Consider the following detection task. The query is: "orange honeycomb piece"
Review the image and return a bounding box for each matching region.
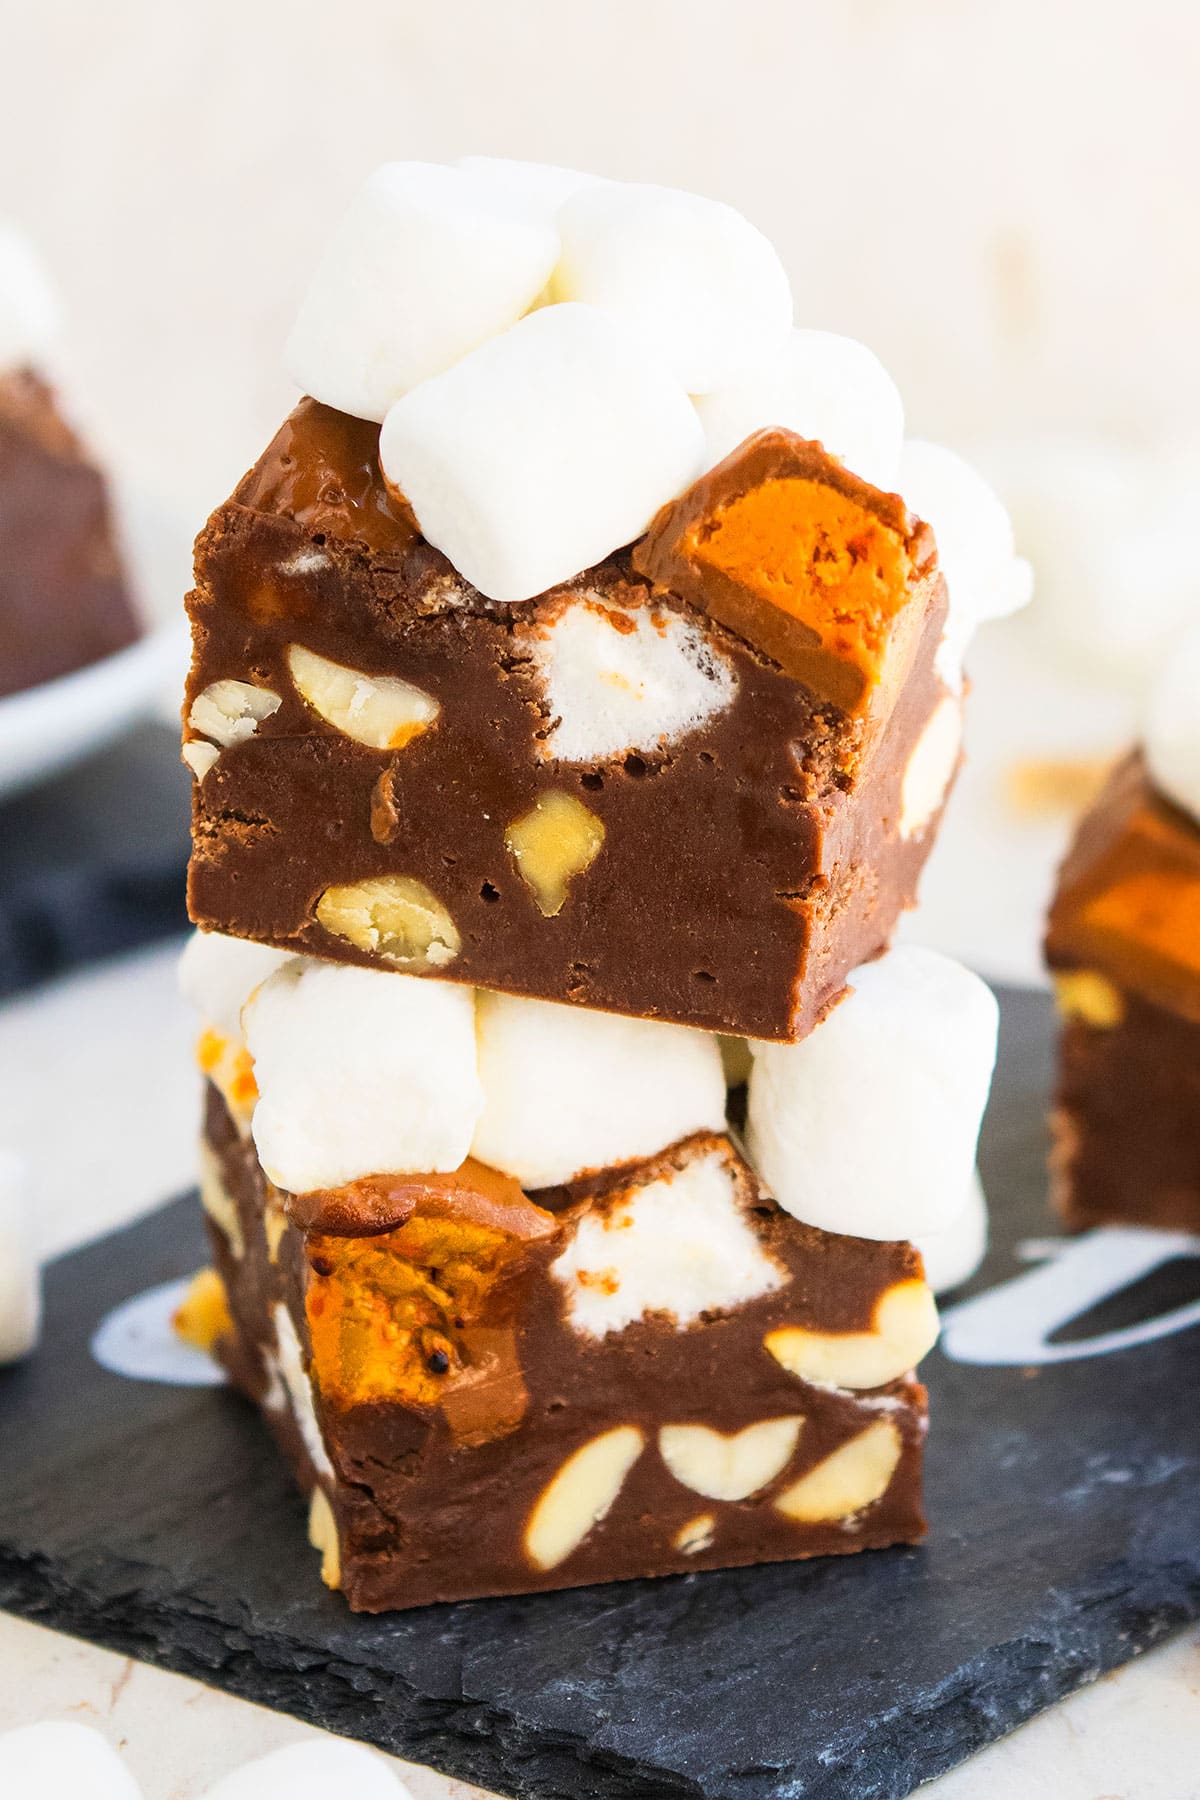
[1047,753,1200,1023]
[303,1162,556,1438]
[633,429,937,714]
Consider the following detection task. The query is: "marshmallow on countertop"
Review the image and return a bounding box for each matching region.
[898,440,1033,687]
[200,1739,413,1800]
[552,181,793,393]
[526,591,736,763]
[915,1169,989,1294]
[1145,623,1200,822]
[746,946,999,1241]
[552,1138,784,1337]
[178,929,294,1039]
[0,1149,41,1363]
[695,329,904,492]
[284,161,559,422]
[379,302,703,603]
[0,1722,143,1799]
[456,155,605,220]
[243,960,482,1193]
[471,990,728,1189]
[0,223,61,374]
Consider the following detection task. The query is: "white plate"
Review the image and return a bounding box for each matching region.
[0,619,188,800]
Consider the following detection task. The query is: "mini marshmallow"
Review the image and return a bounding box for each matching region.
[178,929,293,1039]
[0,223,61,373]
[527,592,736,762]
[0,1150,41,1363]
[268,1302,333,1479]
[746,946,999,1241]
[914,1169,989,1295]
[899,693,963,839]
[552,1140,783,1337]
[243,960,482,1193]
[471,991,727,1189]
[0,1722,142,1799]
[695,329,903,490]
[553,182,792,393]
[898,440,1033,686]
[379,302,703,602]
[1145,623,1200,822]
[200,1738,412,1800]
[285,161,559,422]
[1000,440,1200,690]
[457,155,605,221]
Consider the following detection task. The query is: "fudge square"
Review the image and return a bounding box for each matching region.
[178,929,997,1612]
[185,412,952,1042]
[1046,750,1200,1232]
[205,1097,931,1611]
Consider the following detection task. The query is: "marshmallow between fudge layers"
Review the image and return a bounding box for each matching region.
[185,411,955,1042]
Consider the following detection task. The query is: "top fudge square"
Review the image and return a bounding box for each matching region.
[185,408,952,1041]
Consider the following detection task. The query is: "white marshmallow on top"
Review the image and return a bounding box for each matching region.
[1145,623,1200,823]
[914,1169,989,1295]
[0,223,60,373]
[898,439,1033,687]
[200,1739,412,1800]
[243,960,482,1193]
[0,1150,41,1364]
[746,946,999,1241]
[553,182,793,394]
[695,329,904,491]
[526,592,736,763]
[0,1722,142,1799]
[379,302,703,603]
[471,991,727,1190]
[178,929,293,1040]
[551,1137,783,1338]
[456,155,605,221]
[284,161,559,423]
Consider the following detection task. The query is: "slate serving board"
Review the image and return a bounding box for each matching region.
[0,723,190,999]
[2,987,1199,1799]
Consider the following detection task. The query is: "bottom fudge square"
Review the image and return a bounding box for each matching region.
[199,1092,931,1611]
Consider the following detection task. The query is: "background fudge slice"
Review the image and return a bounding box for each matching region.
[185,407,953,1041]
[0,369,139,697]
[199,1097,934,1613]
[1046,752,1200,1230]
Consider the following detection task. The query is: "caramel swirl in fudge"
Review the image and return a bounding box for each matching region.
[1046,752,1200,1025]
[633,429,939,715]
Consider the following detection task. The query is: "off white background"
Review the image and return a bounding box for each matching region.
[3,0,1198,524]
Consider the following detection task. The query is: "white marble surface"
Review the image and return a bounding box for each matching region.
[1,940,1197,1796]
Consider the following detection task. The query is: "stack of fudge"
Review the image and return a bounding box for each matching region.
[178,159,1024,1611]
[1046,631,1200,1231]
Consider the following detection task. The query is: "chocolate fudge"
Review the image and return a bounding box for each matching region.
[0,369,139,698]
[1046,752,1200,1230]
[185,407,953,1042]
[200,1080,931,1612]
[174,156,1020,1611]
